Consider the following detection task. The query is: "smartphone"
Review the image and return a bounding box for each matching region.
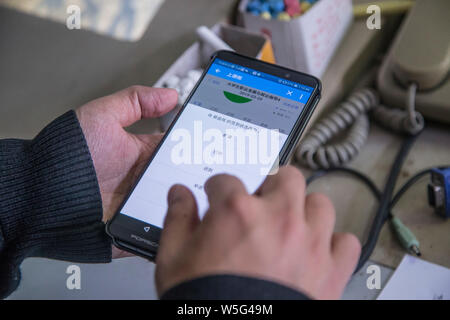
[106,51,321,260]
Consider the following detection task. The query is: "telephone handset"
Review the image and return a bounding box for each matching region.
[378,0,450,124]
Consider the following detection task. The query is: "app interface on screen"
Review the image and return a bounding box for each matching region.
[121,58,314,228]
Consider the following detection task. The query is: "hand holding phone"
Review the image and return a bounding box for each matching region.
[75,86,178,258]
[107,51,322,258]
[156,166,361,299]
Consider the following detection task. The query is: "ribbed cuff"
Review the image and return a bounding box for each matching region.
[161,275,310,300]
[0,110,111,298]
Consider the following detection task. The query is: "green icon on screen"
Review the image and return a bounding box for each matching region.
[223,91,252,104]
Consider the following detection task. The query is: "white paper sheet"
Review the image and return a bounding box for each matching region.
[378,255,450,300]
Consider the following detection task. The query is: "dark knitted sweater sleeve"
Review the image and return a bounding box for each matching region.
[0,109,309,300]
[0,110,111,298]
[161,275,310,300]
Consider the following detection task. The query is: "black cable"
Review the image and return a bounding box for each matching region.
[389,167,448,209]
[381,168,432,224]
[305,132,450,271]
[307,167,391,218]
[306,134,421,272]
[385,165,450,221]
[307,167,382,200]
[357,133,421,271]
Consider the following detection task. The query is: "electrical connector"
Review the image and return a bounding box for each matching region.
[390,216,421,256]
[428,168,450,218]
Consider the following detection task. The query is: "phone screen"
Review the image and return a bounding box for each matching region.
[119,57,315,229]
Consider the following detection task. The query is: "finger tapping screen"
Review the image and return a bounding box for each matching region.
[121,58,314,228]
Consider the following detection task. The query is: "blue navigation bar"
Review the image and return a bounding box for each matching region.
[208,59,313,104]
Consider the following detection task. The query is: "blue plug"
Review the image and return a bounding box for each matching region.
[428,168,450,218]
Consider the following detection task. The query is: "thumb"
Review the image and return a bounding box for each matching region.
[81,86,178,127]
[158,185,200,263]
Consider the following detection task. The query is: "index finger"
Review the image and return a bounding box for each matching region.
[204,174,248,209]
[256,165,307,218]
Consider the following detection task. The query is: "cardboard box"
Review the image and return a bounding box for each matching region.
[156,23,275,130]
[238,0,353,77]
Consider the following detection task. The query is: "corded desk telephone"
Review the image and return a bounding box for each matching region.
[296,0,450,272]
[297,0,450,170]
[378,0,450,124]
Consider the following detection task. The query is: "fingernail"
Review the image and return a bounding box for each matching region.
[168,185,184,205]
